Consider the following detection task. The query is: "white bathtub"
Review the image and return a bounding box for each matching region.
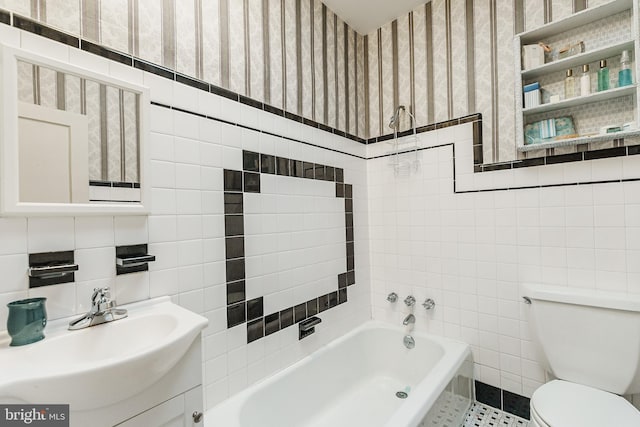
[205,321,472,427]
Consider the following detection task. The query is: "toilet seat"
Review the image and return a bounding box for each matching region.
[529,407,549,427]
[531,380,640,427]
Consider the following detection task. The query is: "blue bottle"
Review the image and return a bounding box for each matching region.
[597,60,609,92]
[619,50,633,87]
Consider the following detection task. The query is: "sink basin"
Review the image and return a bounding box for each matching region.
[0,297,208,410]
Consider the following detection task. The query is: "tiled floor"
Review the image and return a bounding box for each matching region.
[463,402,530,427]
[419,390,470,426]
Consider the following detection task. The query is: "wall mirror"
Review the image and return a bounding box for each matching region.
[0,44,150,215]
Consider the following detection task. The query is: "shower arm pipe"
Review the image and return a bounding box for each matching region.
[406,109,419,161]
[388,105,419,170]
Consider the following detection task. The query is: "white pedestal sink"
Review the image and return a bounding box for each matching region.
[0,297,208,414]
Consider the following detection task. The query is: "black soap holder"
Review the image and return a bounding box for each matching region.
[116,244,155,275]
[28,251,78,288]
[299,316,322,340]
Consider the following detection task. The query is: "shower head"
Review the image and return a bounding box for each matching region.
[389,105,405,129]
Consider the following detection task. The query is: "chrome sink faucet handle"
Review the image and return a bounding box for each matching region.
[387,292,398,303]
[91,287,114,314]
[69,287,126,330]
[404,295,416,307]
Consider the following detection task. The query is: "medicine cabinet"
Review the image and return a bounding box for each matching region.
[514,0,640,153]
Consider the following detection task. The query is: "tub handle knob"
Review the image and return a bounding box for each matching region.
[422,298,435,310]
[192,411,203,423]
[387,292,398,303]
[404,295,416,307]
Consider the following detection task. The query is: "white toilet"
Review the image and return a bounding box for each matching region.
[523,284,640,427]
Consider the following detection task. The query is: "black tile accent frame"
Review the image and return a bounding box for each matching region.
[223,150,353,339]
[474,380,502,409]
[0,9,11,25]
[475,381,531,420]
[13,15,79,47]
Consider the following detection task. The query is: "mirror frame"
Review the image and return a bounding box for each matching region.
[0,43,150,216]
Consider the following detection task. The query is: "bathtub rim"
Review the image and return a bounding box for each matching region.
[205,320,471,427]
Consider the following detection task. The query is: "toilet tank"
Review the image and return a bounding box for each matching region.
[523,284,640,395]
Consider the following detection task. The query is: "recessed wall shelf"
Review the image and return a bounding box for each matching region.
[518,128,640,152]
[523,85,637,115]
[514,0,639,153]
[517,0,632,43]
[521,40,635,79]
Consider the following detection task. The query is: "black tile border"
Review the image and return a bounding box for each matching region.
[150,101,366,160]
[89,180,140,188]
[502,389,530,420]
[81,40,132,66]
[150,99,640,197]
[176,73,209,92]
[475,381,530,420]
[13,15,79,48]
[0,9,11,25]
[224,150,352,342]
[133,59,175,80]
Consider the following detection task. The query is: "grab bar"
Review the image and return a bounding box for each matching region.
[116,255,156,267]
[116,244,155,275]
[28,264,79,278]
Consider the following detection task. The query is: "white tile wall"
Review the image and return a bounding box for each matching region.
[7,20,640,415]
[367,125,640,407]
[0,28,371,412]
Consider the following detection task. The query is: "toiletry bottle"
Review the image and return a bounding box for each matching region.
[597,59,609,91]
[564,69,575,99]
[580,64,590,96]
[619,50,633,87]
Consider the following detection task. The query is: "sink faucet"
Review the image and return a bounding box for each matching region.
[403,313,415,326]
[68,287,128,330]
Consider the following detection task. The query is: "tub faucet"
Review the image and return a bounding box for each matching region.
[403,313,415,326]
[68,287,127,330]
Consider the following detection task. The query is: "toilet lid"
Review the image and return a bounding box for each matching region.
[531,380,640,427]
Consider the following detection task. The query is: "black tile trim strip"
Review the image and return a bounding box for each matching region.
[210,85,239,101]
[88,199,141,203]
[13,15,79,48]
[367,143,454,161]
[474,381,530,420]
[478,145,636,173]
[81,40,132,66]
[0,9,10,25]
[133,59,175,80]
[150,101,366,160]
[176,73,209,92]
[152,104,640,194]
[369,142,640,195]
[89,180,139,188]
[226,150,353,341]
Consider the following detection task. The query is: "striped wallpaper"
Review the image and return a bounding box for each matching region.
[0,0,616,163]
